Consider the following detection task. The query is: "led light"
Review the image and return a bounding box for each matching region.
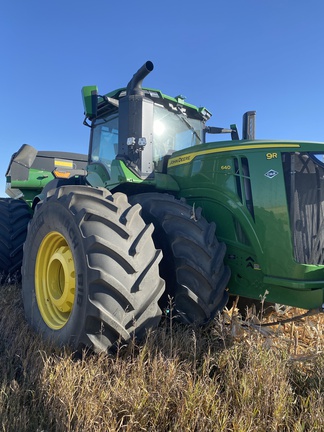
[127,137,136,146]
[138,138,147,147]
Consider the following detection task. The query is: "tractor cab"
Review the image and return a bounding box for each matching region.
[82,62,220,180]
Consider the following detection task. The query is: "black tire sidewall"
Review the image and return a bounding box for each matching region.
[0,198,31,281]
[22,199,88,348]
[130,193,229,323]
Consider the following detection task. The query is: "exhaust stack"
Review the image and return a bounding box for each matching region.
[126,61,154,96]
[118,61,155,178]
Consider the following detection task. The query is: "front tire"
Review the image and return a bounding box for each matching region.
[22,186,165,352]
[129,193,230,324]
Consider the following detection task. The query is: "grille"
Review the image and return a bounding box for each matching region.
[283,152,324,264]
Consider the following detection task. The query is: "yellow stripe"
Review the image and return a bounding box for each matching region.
[167,143,300,168]
[54,159,74,168]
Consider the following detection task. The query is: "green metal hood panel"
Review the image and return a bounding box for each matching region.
[167,138,324,309]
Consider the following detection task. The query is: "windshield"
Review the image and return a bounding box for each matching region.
[90,104,204,172]
[153,104,203,163]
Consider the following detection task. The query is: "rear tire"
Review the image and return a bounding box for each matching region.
[129,193,230,324]
[0,198,31,284]
[22,186,165,352]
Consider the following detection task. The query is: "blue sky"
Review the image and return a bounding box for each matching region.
[1,0,323,195]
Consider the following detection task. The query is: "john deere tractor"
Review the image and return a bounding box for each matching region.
[2,60,324,352]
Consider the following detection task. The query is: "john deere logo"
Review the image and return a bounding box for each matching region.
[264,169,278,179]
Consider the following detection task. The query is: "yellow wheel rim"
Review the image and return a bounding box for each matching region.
[35,231,76,330]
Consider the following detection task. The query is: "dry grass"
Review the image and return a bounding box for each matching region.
[0,284,324,431]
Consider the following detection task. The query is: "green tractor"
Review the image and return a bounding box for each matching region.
[2,60,324,352]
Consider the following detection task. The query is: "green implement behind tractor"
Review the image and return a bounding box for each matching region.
[2,60,324,352]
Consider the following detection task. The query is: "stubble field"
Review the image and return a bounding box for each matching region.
[0,284,323,431]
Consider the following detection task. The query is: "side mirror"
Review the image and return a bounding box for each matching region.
[81,86,98,120]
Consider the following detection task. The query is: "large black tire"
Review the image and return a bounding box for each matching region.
[129,193,230,324]
[22,186,165,352]
[0,198,31,284]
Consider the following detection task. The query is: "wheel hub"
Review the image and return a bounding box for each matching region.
[47,246,75,313]
[35,232,76,330]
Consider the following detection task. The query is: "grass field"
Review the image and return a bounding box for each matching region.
[0,284,323,431]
